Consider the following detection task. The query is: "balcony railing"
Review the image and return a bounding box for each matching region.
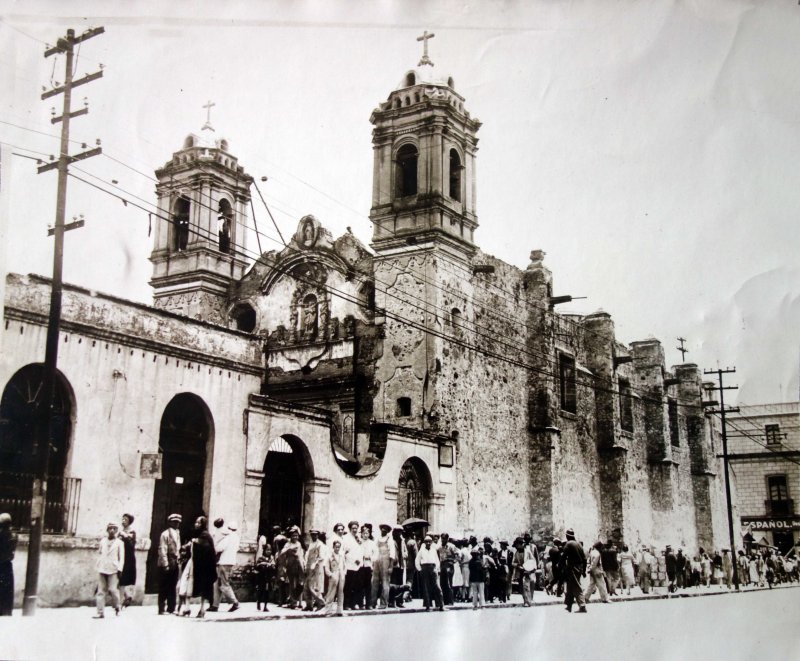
[765,499,794,517]
[0,472,81,535]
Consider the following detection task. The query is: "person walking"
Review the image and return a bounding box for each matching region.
[562,528,587,613]
[94,522,124,619]
[601,543,620,596]
[209,517,226,611]
[118,513,137,608]
[189,516,217,618]
[157,513,182,614]
[212,521,240,612]
[0,513,17,616]
[584,541,609,604]
[665,545,677,593]
[637,546,653,594]
[416,535,444,611]
[675,549,687,590]
[618,544,635,595]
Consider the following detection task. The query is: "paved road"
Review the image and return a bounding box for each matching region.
[1,586,797,660]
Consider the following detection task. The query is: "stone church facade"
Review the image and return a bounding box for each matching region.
[1,54,728,605]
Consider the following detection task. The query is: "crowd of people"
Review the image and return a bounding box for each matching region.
[2,509,799,619]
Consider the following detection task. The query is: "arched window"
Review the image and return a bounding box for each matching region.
[397,458,432,524]
[395,144,418,198]
[450,307,462,329]
[449,149,462,201]
[172,197,191,251]
[217,198,233,254]
[447,76,455,89]
[405,72,416,86]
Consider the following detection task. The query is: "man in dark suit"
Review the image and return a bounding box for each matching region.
[157,513,181,614]
[562,528,587,613]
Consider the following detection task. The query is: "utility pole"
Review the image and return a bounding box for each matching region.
[23,26,104,617]
[704,367,741,592]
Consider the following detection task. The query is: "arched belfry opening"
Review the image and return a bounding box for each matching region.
[397,457,432,524]
[146,393,213,592]
[259,435,314,537]
[0,364,75,533]
[171,197,191,252]
[217,198,233,253]
[395,144,418,198]
[449,149,462,201]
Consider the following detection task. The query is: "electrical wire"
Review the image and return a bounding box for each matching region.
[62,166,708,417]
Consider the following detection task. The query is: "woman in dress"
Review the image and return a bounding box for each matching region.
[618,544,635,595]
[190,516,217,618]
[700,552,712,587]
[118,513,137,607]
[748,552,761,586]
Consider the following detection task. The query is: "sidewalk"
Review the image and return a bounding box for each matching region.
[7,581,797,623]
[189,580,800,622]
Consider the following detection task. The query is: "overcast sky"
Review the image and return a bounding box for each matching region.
[2,0,799,405]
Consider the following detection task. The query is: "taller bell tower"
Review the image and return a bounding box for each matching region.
[370,36,483,433]
[369,32,481,258]
[149,116,253,325]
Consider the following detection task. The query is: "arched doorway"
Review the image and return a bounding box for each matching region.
[145,393,213,592]
[397,457,432,525]
[259,436,311,536]
[0,364,74,533]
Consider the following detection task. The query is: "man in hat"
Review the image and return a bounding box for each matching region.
[562,528,587,613]
[415,535,445,611]
[437,532,458,606]
[94,522,124,618]
[303,529,327,611]
[371,523,396,608]
[637,545,653,594]
[157,514,182,614]
[665,545,677,593]
[212,521,240,612]
[342,520,362,610]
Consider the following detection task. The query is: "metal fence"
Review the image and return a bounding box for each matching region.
[0,472,81,534]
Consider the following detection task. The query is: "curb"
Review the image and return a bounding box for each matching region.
[203,582,800,623]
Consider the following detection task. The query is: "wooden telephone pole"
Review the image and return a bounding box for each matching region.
[23,26,104,616]
[704,366,741,592]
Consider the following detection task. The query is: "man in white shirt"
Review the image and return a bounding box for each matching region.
[94,522,124,618]
[342,520,362,610]
[213,521,240,612]
[209,518,226,610]
[415,535,444,611]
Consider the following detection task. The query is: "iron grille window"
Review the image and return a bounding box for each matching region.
[765,424,781,445]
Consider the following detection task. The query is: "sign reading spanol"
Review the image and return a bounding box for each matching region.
[742,517,800,531]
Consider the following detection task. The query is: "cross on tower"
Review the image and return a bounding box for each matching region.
[201,100,216,132]
[417,30,435,66]
[677,337,689,362]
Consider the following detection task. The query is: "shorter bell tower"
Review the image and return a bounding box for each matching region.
[149,112,253,325]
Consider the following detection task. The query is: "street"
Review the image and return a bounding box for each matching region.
[0,585,796,660]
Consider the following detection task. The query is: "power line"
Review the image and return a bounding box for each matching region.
[63,166,709,416]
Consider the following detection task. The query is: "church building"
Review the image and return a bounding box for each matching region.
[1,39,729,605]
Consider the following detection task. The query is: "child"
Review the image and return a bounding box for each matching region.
[469,549,486,609]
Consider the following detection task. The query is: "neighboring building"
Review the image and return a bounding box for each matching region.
[723,402,800,554]
[1,45,729,606]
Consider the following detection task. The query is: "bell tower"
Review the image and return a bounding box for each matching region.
[149,109,253,325]
[370,35,483,433]
[369,32,481,258]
